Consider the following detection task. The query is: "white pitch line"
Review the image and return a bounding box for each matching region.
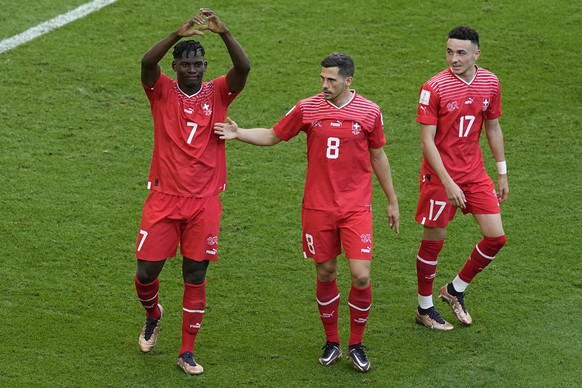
[0,0,118,54]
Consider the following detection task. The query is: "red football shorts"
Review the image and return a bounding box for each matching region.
[135,191,222,262]
[301,208,373,263]
[415,172,500,228]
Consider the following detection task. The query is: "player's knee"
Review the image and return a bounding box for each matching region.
[183,259,209,284]
[136,260,163,284]
[351,272,370,289]
[483,234,507,254]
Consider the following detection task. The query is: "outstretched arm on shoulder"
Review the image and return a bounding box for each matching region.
[214,117,281,146]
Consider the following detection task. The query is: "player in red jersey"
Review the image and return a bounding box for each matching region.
[414,26,508,330]
[214,52,399,372]
[133,8,250,375]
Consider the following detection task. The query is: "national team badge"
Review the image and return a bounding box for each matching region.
[447,100,459,112]
[352,122,362,135]
[483,98,490,111]
[202,103,212,116]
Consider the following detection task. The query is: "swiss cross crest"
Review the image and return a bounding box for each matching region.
[352,122,362,135]
[202,103,212,116]
[483,98,490,111]
[447,100,459,112]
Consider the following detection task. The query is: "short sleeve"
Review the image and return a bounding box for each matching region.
[273,102,305,141]
[416,83,439,126]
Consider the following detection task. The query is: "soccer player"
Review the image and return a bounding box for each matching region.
[214,52,400,372]
[133,9,250,375]
[414,26,508,330]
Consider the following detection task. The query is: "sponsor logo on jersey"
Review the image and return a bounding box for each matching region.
[352,122,362,135]
[205,249,217,255]
[330,120,343,127]
[447,100,460,112]
[184,107,193,114]
[419,105,427,114]
[465,97,474,105]
[361,247,371,254]
[419,89,431,105]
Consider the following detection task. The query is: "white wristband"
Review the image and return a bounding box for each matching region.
[496,161,507,175]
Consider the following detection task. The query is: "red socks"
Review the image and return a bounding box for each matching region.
[135,275,161,320]
[416,240,444,297]
[317,279,373,346]
[348,283,372,346]
[179,280,206,355]
[459,235,506,283]
[316,278,340,344]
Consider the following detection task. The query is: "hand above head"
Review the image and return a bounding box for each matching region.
[198,8,227,34]
[214,117,239,140]
[175,16,207,37]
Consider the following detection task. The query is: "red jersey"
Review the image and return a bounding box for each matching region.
[143,73,238,197]
[273,91,386,211]
[416,67,502,184]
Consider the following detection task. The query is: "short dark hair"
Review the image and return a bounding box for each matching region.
[172,40,205,59]
[448,26,480,48]
[321,52,355,78]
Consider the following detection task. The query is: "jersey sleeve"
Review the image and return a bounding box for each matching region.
[213,75,239,106]
[484,80,502,120]
[368,110,387,149]
[142,73,172,102]
[272,102,305,141]
[416,83,439,126]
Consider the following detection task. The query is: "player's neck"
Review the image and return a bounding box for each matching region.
[329,90,354,108]
[456,65,478,84]
[178,82,202,97]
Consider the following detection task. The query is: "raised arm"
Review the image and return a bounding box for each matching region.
[484,118,509,202]
[141,16,206,88]
[199,8,250,93]
[420,123,467,209]
[369,147,400,234]
[214,117,281,146]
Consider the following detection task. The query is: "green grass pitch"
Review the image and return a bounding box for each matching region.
[1,0,580,386]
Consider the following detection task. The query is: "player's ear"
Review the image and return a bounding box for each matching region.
[171,60,177,71]
[474,49,481,61]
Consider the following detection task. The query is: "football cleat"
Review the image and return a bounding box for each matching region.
[415,307,454,331]
[138,304,163,353]
[347,344,370,372]
[438,284,473,325]
[319,342,342,366]
[177,352,204,375]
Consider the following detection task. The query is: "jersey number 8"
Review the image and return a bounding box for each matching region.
[326,137,340,159]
